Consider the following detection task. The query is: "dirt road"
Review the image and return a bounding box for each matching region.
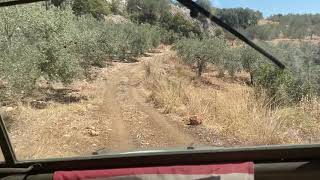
[91,47,210,153]
[8,47,212,160]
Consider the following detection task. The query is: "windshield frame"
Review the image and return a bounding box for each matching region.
[0,0,319,172]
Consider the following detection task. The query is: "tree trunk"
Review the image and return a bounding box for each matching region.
[197,60,204,77]
[250,72,254,85]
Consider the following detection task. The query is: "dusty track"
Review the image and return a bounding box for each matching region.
[98,47,208,152]
[8,47,210,160]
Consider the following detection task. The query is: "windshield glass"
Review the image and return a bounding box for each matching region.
[0,0,319,161]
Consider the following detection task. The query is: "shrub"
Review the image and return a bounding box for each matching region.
[0,5,82,96]
[72,0,111,19]
[127,0,170,24]
[175,36,227,77]
[223,47,242,78]
[0,4,164,100]
[240,45,263,84]
[250,42,320,104]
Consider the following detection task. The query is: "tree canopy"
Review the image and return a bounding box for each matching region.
[217,8,263,29]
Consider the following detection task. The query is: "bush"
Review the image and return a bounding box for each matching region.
[127,0,170,24]
[0,4,164,100]
[240,45,263,83]
[0,5,82,96]
[73,16,107,77]
[176,36,320,105]
[175,36,227,77]
[99,23,162,61]
[246,24,280,40]
[250,42,320,104]
[160,12,202,40]
[223,47,242,77]
[72,0,111,19]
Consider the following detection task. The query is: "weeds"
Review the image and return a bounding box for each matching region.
[144,51,320,146]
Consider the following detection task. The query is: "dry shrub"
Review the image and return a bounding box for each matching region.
[144,52,320,146]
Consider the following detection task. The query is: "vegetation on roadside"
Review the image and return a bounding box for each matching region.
[175,35,320,105]
[0,3,166,102]
[144,50,320,146]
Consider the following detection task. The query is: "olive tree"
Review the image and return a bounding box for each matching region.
[176,36,227,77]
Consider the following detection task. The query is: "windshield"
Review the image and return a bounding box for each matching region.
[0,0,319,161]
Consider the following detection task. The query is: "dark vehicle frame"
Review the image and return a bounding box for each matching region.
[0,0,320,179]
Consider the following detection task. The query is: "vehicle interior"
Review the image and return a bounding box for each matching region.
[0,0,320,179]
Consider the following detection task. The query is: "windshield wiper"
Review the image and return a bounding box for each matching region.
[177,0,286,69]
[0,0,45,7]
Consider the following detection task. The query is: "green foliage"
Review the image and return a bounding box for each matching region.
[160,12,202,39]
[240,46,263,83]
[99,23,161,61]
[253,64,302,104]
[176,35,320,105]
[250,14,320,40]
[217,8,263,29]
[126,0,202,42]
[246,24,280,40]
[109,0,122,15]
[223,47,242,77]
[251,42,320,104]
[0,5,82,96]
[72,16,106,77]
[175,36,227,77]
[0,41,43,96]
[195,0,213,31]
[127,0,170,24]
[72,0,111,19]
[0,4,163,100]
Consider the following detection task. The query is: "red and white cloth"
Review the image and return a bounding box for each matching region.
[54,162,254,180]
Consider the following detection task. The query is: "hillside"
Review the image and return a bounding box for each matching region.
[247,14,320,40]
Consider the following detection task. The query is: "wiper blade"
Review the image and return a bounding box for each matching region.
[177,0,286,69]
[0,0,45,7]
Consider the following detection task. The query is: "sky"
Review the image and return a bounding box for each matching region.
[211,0,320,17]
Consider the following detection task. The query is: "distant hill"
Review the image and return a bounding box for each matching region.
[247,14,320,40]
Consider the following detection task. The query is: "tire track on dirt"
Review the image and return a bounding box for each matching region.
[101,69,136,152]
[8,47,213,160]
[121,50,208,149]
[129,87,196,147]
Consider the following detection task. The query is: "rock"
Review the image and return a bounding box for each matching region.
[88,129,100,137]
[92,148,109,155]
[104,14,129,24]
[0,79,8,89]
[36,77,50,89]
[67,93,88,103]
[189,115,203,126]
[63,134,71,138]
[86,126,96,130]
[30,100,48,109]
[87,104,93,109]
[4,107,14,112]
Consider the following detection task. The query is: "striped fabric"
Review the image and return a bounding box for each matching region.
[54,162,254,180]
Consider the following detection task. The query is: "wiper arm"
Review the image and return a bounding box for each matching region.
[0,0,45,7]
[176,0,286,69]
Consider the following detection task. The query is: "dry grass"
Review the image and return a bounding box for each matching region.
[4,72,108,160]
[144,50,320,146]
